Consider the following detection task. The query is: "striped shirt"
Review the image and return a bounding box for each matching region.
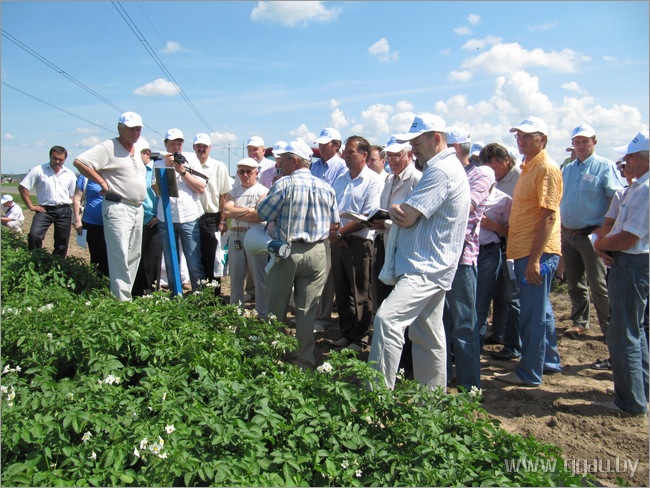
[257,168,339,243]
[395,148,471,290]
[460,163,495,266]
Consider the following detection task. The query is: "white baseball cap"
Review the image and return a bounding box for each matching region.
[1,194,13,204]
[193,133,211,146]
[446,127,471,144]
[271,140,288,157]
[383,136,411,153]
[274,139,314,161]
[314,128,342,144]
[471,141,485,157]
[165,128,184,141]
[246,136,265,147]
[118,111,143,128]
[509,116,548,136]
[615,130,650,155]
[571,124,596,139]
[395,114,446,142]
[236,158,260,169]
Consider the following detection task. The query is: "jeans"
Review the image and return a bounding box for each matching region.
[561,230,610,338]
[514,253,561,385]
[476,244,503,342]
[492,255,522,355]
[607,252,649,415]
[158,219,205,291]
[369,273,447,390]
[443,264,480,390]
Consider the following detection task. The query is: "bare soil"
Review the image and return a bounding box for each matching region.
[35,213,650,487]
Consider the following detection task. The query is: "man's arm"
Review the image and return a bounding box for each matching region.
[389,202,421,228]
[73,160,109,194]
[524,208,556,285]
[18,185,43,213]
[594,230,640,253]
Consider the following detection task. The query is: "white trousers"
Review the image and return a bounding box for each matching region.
[368,273,447,390]
[102,200,144,301]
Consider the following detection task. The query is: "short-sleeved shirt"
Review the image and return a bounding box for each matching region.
[496,164,521,198]
[395,148,471,290]
[76,175,104,225]
[20,163,76,206]
[479,187,512,245]
[155,152,205,224]
[310,155,347,187]
[75,138,147,203]
[198,157,232,214]
[332,165,382,241]
[227,182,268,233]
[607,172,649,255]
[560,153,623,229]
[142,164,158,224]
[257,168,339,243]
[507,150,563,260]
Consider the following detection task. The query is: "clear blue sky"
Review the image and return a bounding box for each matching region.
[2,1,648,176]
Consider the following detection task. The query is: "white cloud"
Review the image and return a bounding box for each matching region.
[289,124,317,145]
[330,108,349,129]
[603,55,617,62]
[209,132,237,145]
[4,133,15,140]
[250,1,341,27]
[439,48,452,56]
[462,35,502,51]
[353,104,394,138]
[528,22,559,32]
[461,42,590,75]
[390,112,416,135]
[330,99,340,109]
[161,41,183,54]
[395,100,414,112]
[77,136,102,148]
[448,70,474,82]
[561,81,587,95]
[73,127,98,135]
[34,139,46,147]
[467,14,481,25]
[134,79,181,96]
[454,26,472,36]
[368,38,399,63]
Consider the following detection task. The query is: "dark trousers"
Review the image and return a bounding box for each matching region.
[332,237,373,344]
[28,205,72,257]
[132,220,162,296]
[199,213,221,284]
[83,222,109,276]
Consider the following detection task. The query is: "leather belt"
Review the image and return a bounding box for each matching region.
[480,241,501,250]
[43,204,70,209]
[562,225,599,236]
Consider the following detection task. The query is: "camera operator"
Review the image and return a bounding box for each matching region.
[153,128,206,292]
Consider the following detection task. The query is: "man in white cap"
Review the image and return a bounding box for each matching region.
[560,124,622,343]
[592,130,649,416]
[256,139,340,368]
[246,136,276,176]
[259,141,287,189]
[443,126,495,391]
[74,112,147,300]
[493,116,563,387]
[311,128,347,186]
[311,128,347,327]
[368,114,470,391]
[19,145,76,257]
[1,194,25,234]
[193,133,232,296]
[154,128,207,292]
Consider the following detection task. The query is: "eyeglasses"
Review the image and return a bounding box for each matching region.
[514,132,541,141]
[237,169,254,175]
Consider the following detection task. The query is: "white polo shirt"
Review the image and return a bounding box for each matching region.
[20,163,76,206]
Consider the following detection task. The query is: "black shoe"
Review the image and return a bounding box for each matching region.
[592,358,612,371]
[483,335,503,345]
[491,349,518,361]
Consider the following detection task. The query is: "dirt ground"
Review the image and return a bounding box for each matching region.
[31,214,650,487]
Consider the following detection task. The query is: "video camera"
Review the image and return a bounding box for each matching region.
[149,152,208,182]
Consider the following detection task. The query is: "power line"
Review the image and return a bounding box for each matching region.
[1,29,125,114]
[111,1,216,133]
[2,81,116,134]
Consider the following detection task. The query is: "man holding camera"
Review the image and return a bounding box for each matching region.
[73,112,147,301]
[154,129,207,292]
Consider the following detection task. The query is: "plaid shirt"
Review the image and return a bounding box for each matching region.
[257,168,339,243]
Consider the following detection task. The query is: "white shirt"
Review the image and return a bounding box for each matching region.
[332,165,382,241]
[197,156,232,214]
[606,172,648,255]
[479,187,512,245]
[378,163,422,238]
[19,163,76,206]
[156,152,205,224]
[2,203,25,223]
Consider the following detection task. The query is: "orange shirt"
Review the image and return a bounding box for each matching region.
[507,150,562,260]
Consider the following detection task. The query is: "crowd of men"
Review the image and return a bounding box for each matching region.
[13,110,649,416]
